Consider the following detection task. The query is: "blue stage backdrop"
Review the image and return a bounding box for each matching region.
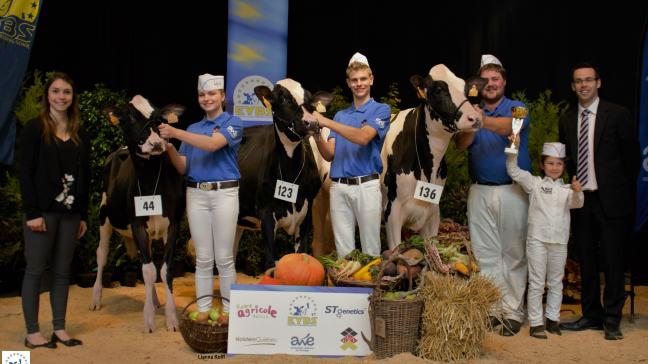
[226,0,288,126]
[637,21,648,232]
[0,0,42,165]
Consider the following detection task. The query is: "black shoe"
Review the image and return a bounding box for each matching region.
[529,325,547,339]
[24,338,56,349]
[51,333,83,347]
[559,317,603,331]
[545,319,562,335]
[603,323,623,340]
[499,319,522,336]
[488,316,502,331]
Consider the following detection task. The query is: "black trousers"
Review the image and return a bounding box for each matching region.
[22,212,79,334]
[573,191,628,325]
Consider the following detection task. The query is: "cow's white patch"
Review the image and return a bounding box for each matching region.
[140,128,166,155]
[275,124,301,158]
[277,78,304,106]
[130,95,154,118]
[275,200,309,237]
[227,125,238,138]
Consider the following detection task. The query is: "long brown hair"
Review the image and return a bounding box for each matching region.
[39,72,82,145]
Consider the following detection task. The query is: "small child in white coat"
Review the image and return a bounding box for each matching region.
[506,141,584,339]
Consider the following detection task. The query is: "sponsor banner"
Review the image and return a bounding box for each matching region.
[227,284,373,356]
[226,0,288,126]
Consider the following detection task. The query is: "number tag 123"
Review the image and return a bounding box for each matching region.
[274,180,298,203]
[134,195,163,216]
[413,180,443,204]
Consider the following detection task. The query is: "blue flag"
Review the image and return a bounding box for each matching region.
[637,22,648,232]
[0,0,43,165]
[226,0,288,126]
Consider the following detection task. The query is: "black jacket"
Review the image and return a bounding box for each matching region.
[19,117,90,220]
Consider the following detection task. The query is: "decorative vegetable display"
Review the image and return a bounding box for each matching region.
[258,268,284,285]
[274,253,325,286]
[352,258,382,281]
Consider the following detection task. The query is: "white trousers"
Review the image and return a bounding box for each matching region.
[330,179,381,257]
[186,187,239,313]
[526,238,567,326]
[468,183,528,322]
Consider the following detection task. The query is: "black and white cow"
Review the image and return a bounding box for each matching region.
[91,96,185,333]
[381,64,482,248]
[235,79,331,268]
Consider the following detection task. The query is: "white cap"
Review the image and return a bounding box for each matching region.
[542,142,566,158]
[348,52,369,66]
[198,74,224,91]
[480,54,502,67]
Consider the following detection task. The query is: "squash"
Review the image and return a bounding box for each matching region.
[274,253,325,286]
[258,268,283,285]
[352,258,382,281]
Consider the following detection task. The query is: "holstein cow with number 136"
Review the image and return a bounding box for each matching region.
[381,64,482,248]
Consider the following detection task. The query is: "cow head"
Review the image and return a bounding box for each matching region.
[106,95,185,157]
[255,79,332,142]
[410,64,481,133]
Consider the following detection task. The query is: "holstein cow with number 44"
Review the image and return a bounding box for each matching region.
[381,64,482,248]
[92,96,185,332]
[235,79,332,268]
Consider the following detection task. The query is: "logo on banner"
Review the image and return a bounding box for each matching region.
[233,75,273,121]
[235,336,278,346]
[339,327,358,351]
[0,0,41,48]
[288,295,318,326]
[236,303,278,319]
[324,305,366,318]
[289,333,315,352]
[2,351,30,364]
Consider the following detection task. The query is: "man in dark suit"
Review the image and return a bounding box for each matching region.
[558,62,639,340]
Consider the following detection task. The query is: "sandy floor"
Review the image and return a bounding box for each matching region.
[1,273,647,364]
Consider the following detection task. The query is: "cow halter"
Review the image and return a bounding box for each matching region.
[274,112,304,140]
[137,160,162,196]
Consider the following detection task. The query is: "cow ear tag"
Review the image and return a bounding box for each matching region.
[468,85,478,98]
[315,101,326,113]
[261,96,272,110]
[416,87,426,100]
[166,113,179,124]
[108,112,120,125]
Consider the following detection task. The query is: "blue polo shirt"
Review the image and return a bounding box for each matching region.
[468,97,531,184]
[328,99,390,178]
[179,111,242,182]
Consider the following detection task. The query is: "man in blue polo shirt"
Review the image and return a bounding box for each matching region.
[309,52,390,258]
[455,54,531,336]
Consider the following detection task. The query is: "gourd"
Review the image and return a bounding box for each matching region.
[275,253,325,286]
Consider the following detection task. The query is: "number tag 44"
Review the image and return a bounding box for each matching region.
[134,195,163,216]
[413,180,443,204]
[274,180,299,203]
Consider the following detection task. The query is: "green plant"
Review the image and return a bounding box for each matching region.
[380,82,402,114]
[13,70,51,125]
[0,172,25,281]
[440,141,470,225]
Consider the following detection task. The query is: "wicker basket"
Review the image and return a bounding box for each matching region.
[179,294,229,353]
[368,255,425,359]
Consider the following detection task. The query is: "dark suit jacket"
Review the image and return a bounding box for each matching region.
[559,99,639,218]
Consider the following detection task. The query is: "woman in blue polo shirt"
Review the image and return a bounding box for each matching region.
[160,74,242,325]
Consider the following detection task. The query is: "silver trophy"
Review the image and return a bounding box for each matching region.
[504,106,528,155]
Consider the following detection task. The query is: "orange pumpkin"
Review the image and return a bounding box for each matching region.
[274,253,325,286]
[258,268,283,285]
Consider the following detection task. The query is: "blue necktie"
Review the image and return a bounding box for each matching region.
[576,109,590,185]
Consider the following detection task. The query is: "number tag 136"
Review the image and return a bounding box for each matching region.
[274,180,298,203]
[414,180,443,204]
[134,195,163,216]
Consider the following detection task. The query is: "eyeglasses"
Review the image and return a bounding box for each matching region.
[573,77,598,85]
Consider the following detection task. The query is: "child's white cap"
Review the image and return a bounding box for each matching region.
[348,52,369,66]
[542,142,566,158]
[480,54,502,67]
[198,74,224,91]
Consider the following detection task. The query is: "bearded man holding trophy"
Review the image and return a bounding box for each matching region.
[455,54,531,336]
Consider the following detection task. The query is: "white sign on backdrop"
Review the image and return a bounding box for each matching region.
[227,284,373,356]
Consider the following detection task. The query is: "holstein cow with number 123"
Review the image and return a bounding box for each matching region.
[92,96,185,332]
[381,64,482,248]
[235,79,332,268]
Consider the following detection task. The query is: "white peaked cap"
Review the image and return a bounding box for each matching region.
[480,54,502,67]
[348,52,369,66]
[542,142,566,158]
[198,74,224,91]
